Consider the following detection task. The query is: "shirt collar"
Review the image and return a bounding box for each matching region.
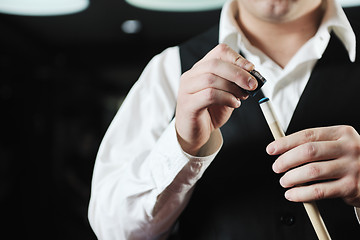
[219,0,356,62]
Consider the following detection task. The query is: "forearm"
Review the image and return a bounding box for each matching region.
[88,120,222,239]
[150,126,222,238]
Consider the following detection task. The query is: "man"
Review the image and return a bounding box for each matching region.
[88,0,360,239]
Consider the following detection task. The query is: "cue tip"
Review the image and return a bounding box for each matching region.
[259,97,269,104]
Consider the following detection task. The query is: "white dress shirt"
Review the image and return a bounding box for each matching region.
[88,0,359,239]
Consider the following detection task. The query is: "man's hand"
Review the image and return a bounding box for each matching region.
[267,125,360,207]
[175,44,257,156]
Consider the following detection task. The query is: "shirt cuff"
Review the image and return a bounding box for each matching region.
[180,128,223,180]
[148,119,223,195]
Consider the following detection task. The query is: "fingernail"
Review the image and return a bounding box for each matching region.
[244,62,255,71]
[285,191,292,201]
[279,176,285,187]
[272,162,279,173]
[248,77,257,90]
[235,98,241,107]
[266,143,275,155]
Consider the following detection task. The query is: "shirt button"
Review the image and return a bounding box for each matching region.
[280,214,296,226]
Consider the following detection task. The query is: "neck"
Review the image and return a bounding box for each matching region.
[237,1,326,68]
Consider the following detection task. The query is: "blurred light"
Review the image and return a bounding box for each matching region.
[337,0,360,7]
[125,0,226,12]
[0,0,89,16]
[125,0,360,12]
[121,20,142,34]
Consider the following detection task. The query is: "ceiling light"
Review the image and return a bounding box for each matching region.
[337,0,360,7]
[125,0,226,12]
[121,20,142,34]
[125,0,360,12]
[0,0,89,16]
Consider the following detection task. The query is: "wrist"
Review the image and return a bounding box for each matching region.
[176,132,201,156]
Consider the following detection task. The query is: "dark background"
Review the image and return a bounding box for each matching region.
[0,0,220,239]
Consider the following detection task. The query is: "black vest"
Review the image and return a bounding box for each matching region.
[173,7,360,240]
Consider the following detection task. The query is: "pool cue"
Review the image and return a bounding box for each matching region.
[259,97,331,240]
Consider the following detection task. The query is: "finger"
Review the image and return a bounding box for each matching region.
[284,177,357,202]
[182,71,250,100]
[189,87,241,112]
[190,58,258,92]
[267,126,343,155]
[197,43,254,71]
[279,159,345,188]
[272,140,344,173]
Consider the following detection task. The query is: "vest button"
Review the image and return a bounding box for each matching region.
[280,214,296,226]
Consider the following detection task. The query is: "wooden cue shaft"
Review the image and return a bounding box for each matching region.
[259,98,331,240]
